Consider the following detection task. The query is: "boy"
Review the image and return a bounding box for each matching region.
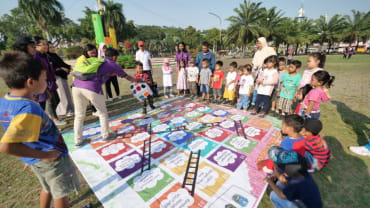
[223,61,237,104]
[301,119,331,172]
[266,146,322,208]
[135,61,156,114]
[263,115,306,174]
[0,52,79,208]
[271,57,286,115]
[198,59,212,103]
[187,59,199,99]
[237,65,254,110]
[277,60,302,118]
[211,61,224,104]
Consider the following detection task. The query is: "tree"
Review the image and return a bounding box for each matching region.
[78,7,97,41]
[102,0,126,41]
[343,10,370,50]
[315,14,346,52]
[18,0,64,40]
[260,6,284,41]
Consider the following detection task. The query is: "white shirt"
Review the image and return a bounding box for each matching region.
[239,75,254,95]
[257,68,278,96]
[135,50,151,71]
[226,71,237,90]
[187,66,199,82]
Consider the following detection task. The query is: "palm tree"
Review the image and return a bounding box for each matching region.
[102,0,125,38]
[18,0,64,40]
[297,18,316,54]
[260,7,284,41]
[343,10,370,50]
[315,14,346,52]
[225,0,265,52]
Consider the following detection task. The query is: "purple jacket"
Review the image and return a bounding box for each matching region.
[74,59,127,94]
[175,51,191,68]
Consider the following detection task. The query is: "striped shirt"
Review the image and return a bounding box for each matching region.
[304,135,331,168]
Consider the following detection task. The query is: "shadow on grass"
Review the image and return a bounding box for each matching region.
[331,101,370,146]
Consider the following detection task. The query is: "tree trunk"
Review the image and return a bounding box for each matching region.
[285,43,290,56]
[305,43,309,55]
[327,41,332,54]
[295,42,299,55]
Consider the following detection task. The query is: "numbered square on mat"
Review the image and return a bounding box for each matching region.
[199,127,233,142]
[96,140,132,161]
[225,135,259,154]
[207,146,247,172]
[109,150,141,179]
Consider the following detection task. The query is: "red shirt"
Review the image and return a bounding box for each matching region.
[134,72,150,84]
[212,70,224,89]
[304,135,331,168]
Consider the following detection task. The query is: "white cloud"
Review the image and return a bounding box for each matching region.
[117,125,135,134]
[184,103,196,108]
[185,111,199,117]
[138,117,154,126]
[170,117,186,124]
[200,115,216,123]
[153,124,169,133]
[220,120,235,129]
[230,115,245,121]
[101,143,125,156]
[109,120,122,127]
[168,131,187,141]
[213,110,227,116]
[82,126,101,136]
[152,140,167,153]
[160,104,172,109]
[230,137,251,149]
[127,113,142,120]
[205,128,223,138]
[186,122,202,131]
[197,106,211,112]
[160,188,194,208]
[196,166,219,189]
[188,139,208,152]
[164,152,187,169]
[131,132,150,143]
[115,154,141,172]
[133,168,164,192]
[213,149,237,167]
[244,127,261,137]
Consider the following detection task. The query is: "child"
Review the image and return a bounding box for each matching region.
[135,61,156,114]
[299,70,334,119]
[162,58,174,98]
[266,146,322,208]
[276,60,302,118]
[233,66,243,106]
[0,52,80,207]
[211,61,225,104]
[271,57,286,114]
[223,61,237,104]
[252,55,279,117]
[198,59,212,103]
[295,84,312,115]
[263,115,306,174]
[298,52,325,89]
[301,119,331,172]
[176,59,188,96]
[237,65,254,110]
[187,59,199,99]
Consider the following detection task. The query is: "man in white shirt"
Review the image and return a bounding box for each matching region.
[135,41,153,84]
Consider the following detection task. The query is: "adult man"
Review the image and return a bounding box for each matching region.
[195,41,216,73]
[135,41,153,84]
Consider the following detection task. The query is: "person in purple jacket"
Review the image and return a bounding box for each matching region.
[72,48,137,147]
[175,42,191,69]
[33,36,66,126]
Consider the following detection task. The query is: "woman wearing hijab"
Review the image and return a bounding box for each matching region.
[98,42,107,59]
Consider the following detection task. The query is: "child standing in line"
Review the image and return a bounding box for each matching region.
[299,71,334,119]
[135,61,156,114]
[211,61,225,104]
[295,85,312,116]
[198,59,213,103]
[298,53,325,89]
[237,64,254,110]
[223,61,237,104]
[176,59,188,96]
[0,52,80,207]
[162,58,174,98]
[276,60,302,118]
[271,57,287,114]
[301,119,331,172]
[186,59,199,99]
[233,66,243,106]
[252,55,279,117]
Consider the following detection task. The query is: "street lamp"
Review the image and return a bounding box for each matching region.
[208,12,222,51]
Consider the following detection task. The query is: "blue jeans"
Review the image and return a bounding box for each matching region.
[252,90,258,104]
[305,151,320,170]
[270,182,299,208]
[237,94,250,110]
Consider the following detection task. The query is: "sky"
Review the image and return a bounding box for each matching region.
[0,0,369,30]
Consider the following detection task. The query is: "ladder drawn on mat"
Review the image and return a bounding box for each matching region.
[234,120,248,139]
[182,150,201,197]
[141,123,152,173]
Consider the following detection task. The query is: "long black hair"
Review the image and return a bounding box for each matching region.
[309,52,326,68]
[83,44,97,58]
[177,42,187,53]
[264,55,278,68]
[12,36,35,54]
[313,70,335,88]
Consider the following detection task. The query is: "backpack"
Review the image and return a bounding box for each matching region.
[72,57,105,80]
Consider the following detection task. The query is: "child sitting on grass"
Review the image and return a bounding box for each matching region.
[211,61,225,104]
[301,119,331,172]
[266,146,322,208]
[0,52,80,208]
[135,61,156,114]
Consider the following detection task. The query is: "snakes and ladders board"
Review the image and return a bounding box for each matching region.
[62,97,283,208]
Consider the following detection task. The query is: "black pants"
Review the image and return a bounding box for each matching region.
[255,94,271,114]
[143,71,153,85]
[46,91,60,119]
[105,76,120,98]
[143,95,154,109]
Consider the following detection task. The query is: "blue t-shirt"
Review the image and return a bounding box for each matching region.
[283,174,322,208]
[279,72,302,99]
[0,94,68,165]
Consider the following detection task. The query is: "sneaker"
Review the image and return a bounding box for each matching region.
[66,112,74,117]
[150,105,156,110]
[92,111,99,117]
[74,140,87,148]
[307,168,315,173]
[262,166,273,174]
[349,146,370,157]
[108,98,113,102]
[102,132,117,142]
[54,120,67,126]
[142,108,147,115]
[164,95,169,99]
[117,96,122,99]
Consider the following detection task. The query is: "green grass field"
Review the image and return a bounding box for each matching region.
[0,55,369,207]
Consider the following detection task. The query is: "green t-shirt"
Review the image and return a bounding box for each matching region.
[279,72,302,99]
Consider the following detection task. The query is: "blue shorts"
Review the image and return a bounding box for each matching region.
[200,84,210,93]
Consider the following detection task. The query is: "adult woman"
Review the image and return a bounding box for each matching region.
[175,42,190,69]
[12,36,35,56]
[48,42,74,117]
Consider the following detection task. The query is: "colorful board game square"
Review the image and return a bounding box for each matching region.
[109,150,141,179]
[183,137,219,157]
[218,119,237,132]
[163,130,194,145]
[127,132,152,147]
[134,116,157,127]
[195,106,213,113]
[153,110,173,120]
[196,162,230,197]
[247,117,274,130]
[159,150,189,175]
[82,125,101,138]
[197,114,224,124]
[150,183,207,208]
[140,139,175,159]
[184,111,203,120]
[185,121,210,133]
[108,119,125,131]
[199,127,233,142]
[211,109,230,117]
[228,114,250,123]
[127,166,174,202]
[96,140,132,161]
[169,116,189,126]
[239,124,268,141]
[225,135,259,154]
[207,146,247,172]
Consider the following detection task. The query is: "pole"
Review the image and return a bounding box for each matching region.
[208,12,222,50]
[97,0,107,36]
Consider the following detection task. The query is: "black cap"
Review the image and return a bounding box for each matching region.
[303,119,323,135]
[14,36,35,45]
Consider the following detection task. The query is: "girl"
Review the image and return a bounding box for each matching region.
[98,42,107,59]
[176,59,188,96]
[237,65,254,110]
[252,55,279,118]
[233,66,243,106]
[298,52,325,89]
[300,70,334,119]
[175,42,191,68]
[162,58,174,98]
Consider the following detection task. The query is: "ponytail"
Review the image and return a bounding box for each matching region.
[309,52,326,68]
[313,70,335,88]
